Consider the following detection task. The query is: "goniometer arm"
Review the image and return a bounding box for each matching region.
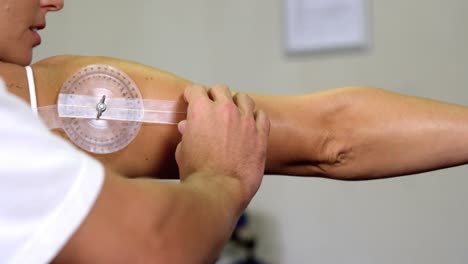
[3,55,468,180]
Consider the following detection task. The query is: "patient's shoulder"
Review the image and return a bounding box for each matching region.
[0,62,30,102]
[0,61,24,78]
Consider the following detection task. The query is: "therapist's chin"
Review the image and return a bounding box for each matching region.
[14,58,33,67]
[11,49,34,66]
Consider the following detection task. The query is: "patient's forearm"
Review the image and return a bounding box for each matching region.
[281,87,468,179]
[3,55,468,180]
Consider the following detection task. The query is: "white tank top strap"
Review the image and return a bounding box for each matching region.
[25,65,38,116]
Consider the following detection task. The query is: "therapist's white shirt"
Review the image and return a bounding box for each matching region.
[0,79,104,264]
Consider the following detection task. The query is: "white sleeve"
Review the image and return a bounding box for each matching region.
[0,80,105,264]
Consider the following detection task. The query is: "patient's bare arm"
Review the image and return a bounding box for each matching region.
[2,55,190,178]
[276,88,468,179]
[3,55,468,180]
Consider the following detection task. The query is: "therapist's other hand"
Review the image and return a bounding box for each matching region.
[176,84,270,208]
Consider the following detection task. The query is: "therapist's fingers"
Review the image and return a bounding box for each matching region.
[254,109,271,136]
[233,93,255,116]
[208,84,233,103]
[177,120,187,135]
[184,84,209,103]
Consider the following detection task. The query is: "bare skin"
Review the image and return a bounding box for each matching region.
[1,2,274,262]
[52,86,270,263]
[3,54,468,180]
[4,1,468,262]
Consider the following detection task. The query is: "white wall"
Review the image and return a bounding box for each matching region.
[35,1,468,263]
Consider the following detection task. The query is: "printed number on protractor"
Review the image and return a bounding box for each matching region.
[58,65,143,154]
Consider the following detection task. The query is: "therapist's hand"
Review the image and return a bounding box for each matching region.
[176,84,270,208]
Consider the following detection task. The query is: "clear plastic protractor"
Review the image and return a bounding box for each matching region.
[58,64,143,154]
